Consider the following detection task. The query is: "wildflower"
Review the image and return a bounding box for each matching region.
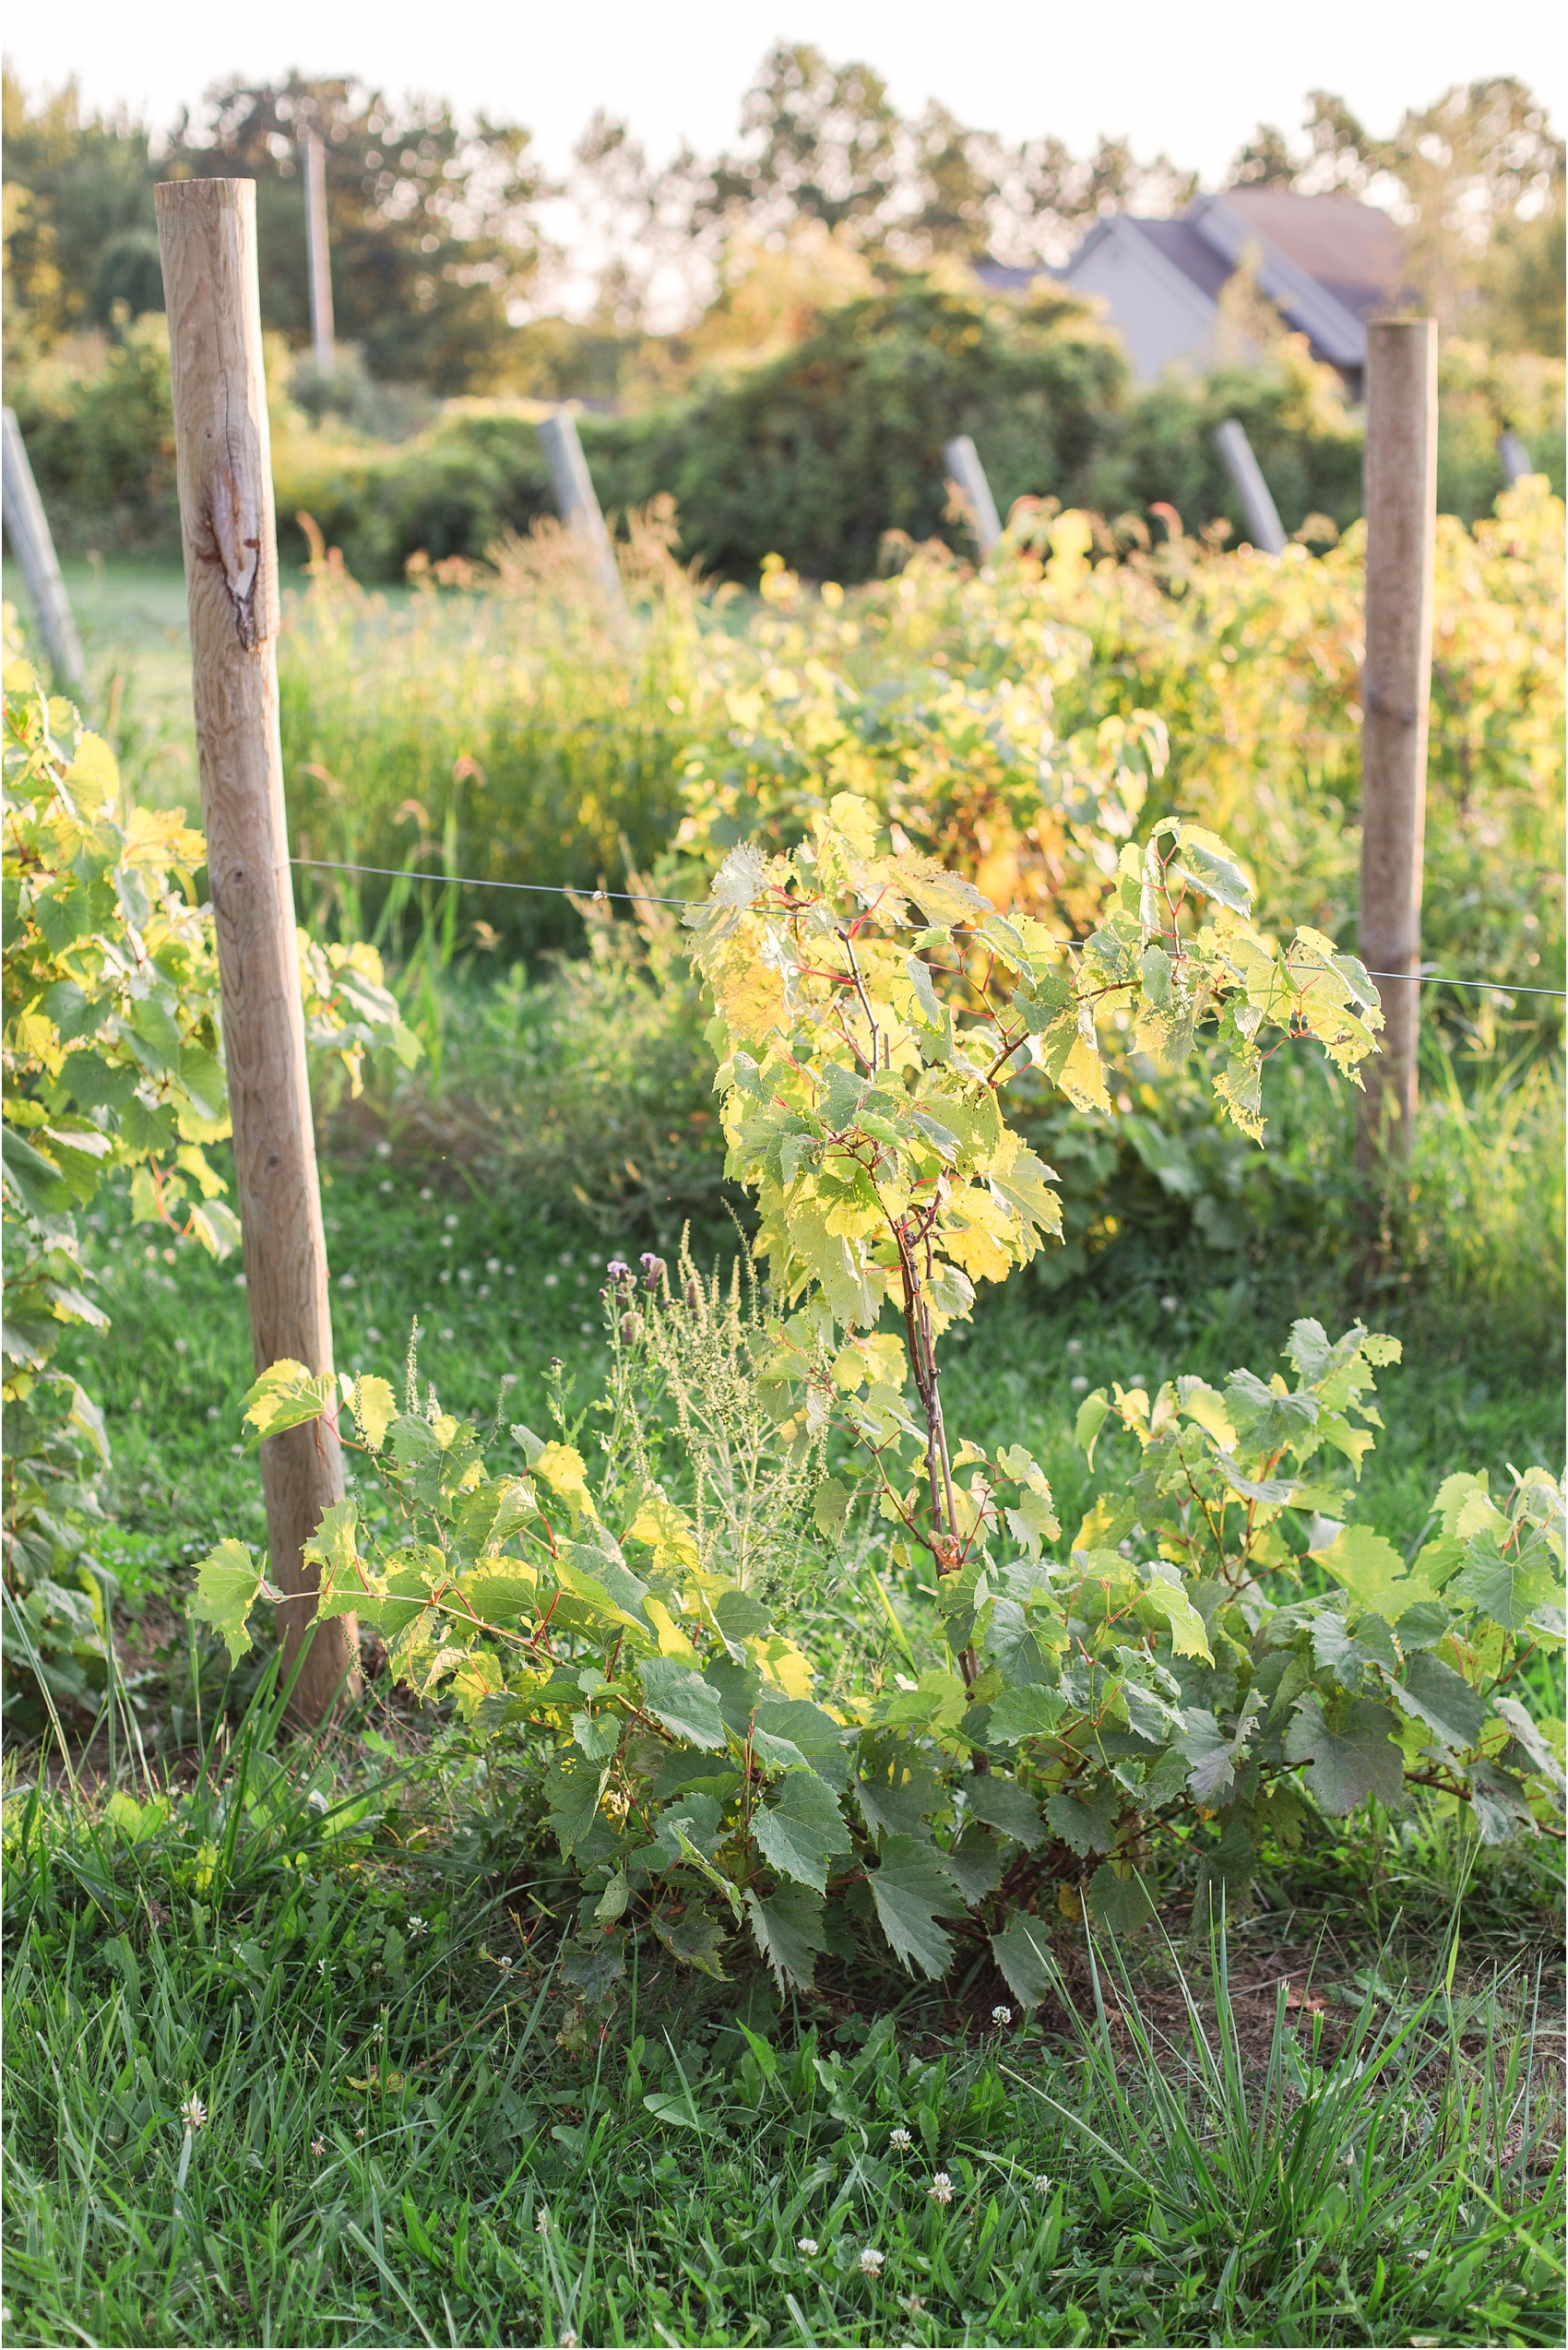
[900,2294,926,2316]
[992,2005,1013,2026]
[928,2173,953,2205]
[1033,2174,1051,2194]
[560,2332,579,2347]
[859,2247,885,2278]
[310,2138,326,2158]
[536,2207,552,2236]
[797,2237,818,2256]
[355,2127,365,2141]
[406,1914,428,1938]
[606,1258,631,1280]
[1070,1375,1088,1393]
[889,2126,913,2149]
[1160,1294,1178,1312]
[179,2094,207,2133]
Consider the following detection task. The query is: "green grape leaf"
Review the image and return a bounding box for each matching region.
[1086,1862,1157,1934]
[1309,1608,1401,1690]
[1385,1650,1487,1755]
[1493,1698,1566,1797]
[991,1912,1055,2009]
[988,1684,1068,1746]
[752,1771,853,1893]
[1074,1387,1112,1465]
[1044,1779,1122,1857]
[942,1825,1005,1903]
[242,1359,336,1440]
[639,1659,729,1751]
[1284,1694,1404,1814]
[651,1902,731,1980]
[190,1538,273,1667]
[652,1791,722,1867]
[545,1758,610,1857]
[814,1476,852,1537]
[754,1696,853,1789]
[554,1545,651,1633]
[1449,1533,1564,1632]
[867,1834,958,1978]
[1138,1575,1214,1663]
[854,1751,940,1838]
[1467,1761,1537,1846]
[1171,826,1253,915]
[1312,1524,1444,1626]
[745,1882,830,1990]
[962,1774,1047,1849]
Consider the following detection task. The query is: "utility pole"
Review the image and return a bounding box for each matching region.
[303,131,336,377]
[2,409,87,689]
[538,409,624,610]
[943,434,1003,554]
[1213,420,1287,553]
[1357,319,1437,1169]
[156,175,357,1722]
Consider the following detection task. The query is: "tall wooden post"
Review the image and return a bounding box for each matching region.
[1213,419,1286,554]
[1357,319,1436,1169]
[303,133,336,378]
[156,177,357,1721]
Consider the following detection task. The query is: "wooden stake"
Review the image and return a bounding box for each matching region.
[538,409,624,610]
[2,408,88,689]
[1357,318,1436,1169]
[1213,419,1286,554]
[943,434,1003,554]
[155,176,358,1722]
[303,132,336,378]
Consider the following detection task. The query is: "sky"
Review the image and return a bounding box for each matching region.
[7,0,1564,315]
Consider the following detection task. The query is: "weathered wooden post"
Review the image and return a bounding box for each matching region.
[943,434,1003,554]
[1357,318,1437,1169]
[1213,419,1287,553]
[538,408,624,609]
[303,132,336,379]
[156,176,357,1721]
[2,409,88,690]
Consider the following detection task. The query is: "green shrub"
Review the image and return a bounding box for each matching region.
[8,315,179,552]
[203,804,1564,2010]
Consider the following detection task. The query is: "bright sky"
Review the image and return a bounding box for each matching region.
[9,0,1564,318]
[10,0,1564,184]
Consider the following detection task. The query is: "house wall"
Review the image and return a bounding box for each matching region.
[1063,231,1218,382]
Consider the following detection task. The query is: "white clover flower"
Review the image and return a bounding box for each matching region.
[900,2294,926,2316]
[797,2237,818,2256]
[179,2094,207,2132]
[1070,1375,1088,1393]
[889,2126,913,2149]
[560,2332,579,2348]
[992,2005,1013,2026]
[535,2207,551,2236]
[310,2137,326,2158]
[928,2173,954,2204]
[859,2247,885,2278]
[1033,2173,1051,2194]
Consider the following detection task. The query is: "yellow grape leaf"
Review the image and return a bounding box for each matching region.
[533,1442,594,1512]
[243,1359,335,1438]
[1057,1033,1111,1113]
[1312,1525,1445,1626]
[644,1596,700,1660]
[625,1495,700,1569]
[349,1374,397,1452]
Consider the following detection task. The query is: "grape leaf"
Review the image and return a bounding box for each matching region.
[1385,1650,1487,1755]
[1467,1761,1537,1846]
[242,1359,335,1439]
[1284,1694,1404,1813]
[639,1659,729,1752]
[190,1537,272,1666]
[991,1912,1055,2009]
[962,1773,1046,1849]
[1312,1525,1444,1626]
[554,1546,650,1633]
[651,1903,731,1980]
[1493,1698,1566,1797]
[754,1696,853,1789]
[348,1374,397,1452]
[867,1834,958,1977]
[1086,1862,1157,1934]
[942,1825,1005,1903]
[1138,1575,1214,1662]
[1449,1534,1564,1632]
[1044,1778,1122,1857]
[987,1684,1068,1746]
[1074,1388,1111,1465]
[751,1771,853,1893]
[745,1883,830,1990]
[854,1751,940,1838]
[544,1758,609,1857]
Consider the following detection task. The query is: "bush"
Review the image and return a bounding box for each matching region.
[7,315,179,552]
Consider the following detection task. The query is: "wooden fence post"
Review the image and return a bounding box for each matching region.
[303,132,336,379]
[1357,318,1437,1170]
[2,409,88,690]
[1213,419,1287,553]
[538,409,624,610]
[943,434,1003,554]
[155,176,358,1722]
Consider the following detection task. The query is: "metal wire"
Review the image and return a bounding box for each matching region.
[289,855,1566,998]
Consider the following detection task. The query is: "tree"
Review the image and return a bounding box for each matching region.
[699,43,901,246]
[1,73,160,355]
[160,76,552,392]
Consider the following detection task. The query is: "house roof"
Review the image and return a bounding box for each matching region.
[1129,220,1234,303]
[1216,188,1407,322]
